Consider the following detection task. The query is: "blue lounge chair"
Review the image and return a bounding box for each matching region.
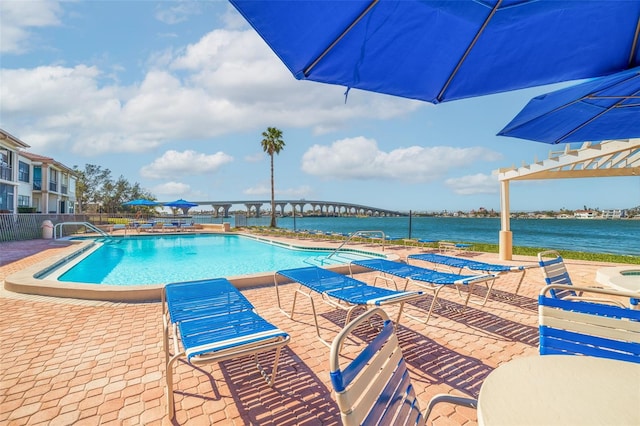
[162,278,291,419]
[330,308,477,425]
[161,222,178,232]
[539,284,640,363]
[274,266,427,346]
[538,250,628,306]
[179,222,197,232]
[136,222,154,232]
[537,250,574,298]
[408,252,533,295]
[350,258,497,323]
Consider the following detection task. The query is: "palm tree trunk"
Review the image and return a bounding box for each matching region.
[270,154,276,227]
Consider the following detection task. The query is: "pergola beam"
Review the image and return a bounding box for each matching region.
[508,167,639,180]
[495,139,640,260]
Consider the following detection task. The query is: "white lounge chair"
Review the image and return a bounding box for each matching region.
[329,308,477,425]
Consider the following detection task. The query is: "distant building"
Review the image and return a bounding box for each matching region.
[0,128,77,213]
[574,210,596,219]
[601,209,626,219]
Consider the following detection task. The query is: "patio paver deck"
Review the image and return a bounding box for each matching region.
[0,237,627,425]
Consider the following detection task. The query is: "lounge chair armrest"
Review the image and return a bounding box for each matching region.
[424,394,478,421]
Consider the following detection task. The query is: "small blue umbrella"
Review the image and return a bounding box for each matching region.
[163,199,198,209]
[123,199,159,206]
[498,67,640,144]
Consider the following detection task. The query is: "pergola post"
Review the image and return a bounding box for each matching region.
[499,179,513,260]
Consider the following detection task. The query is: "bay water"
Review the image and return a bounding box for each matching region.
[215,216,640,257]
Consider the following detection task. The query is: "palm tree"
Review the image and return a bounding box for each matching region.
[261,127,285,227]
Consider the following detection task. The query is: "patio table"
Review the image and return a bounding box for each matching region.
[477,355,640,425]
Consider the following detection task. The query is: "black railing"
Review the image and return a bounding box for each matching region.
[49,181,57,192]
[0,165,11,181]
[0,213,89,242]
[33,179,42,190]
[61,184,68,194]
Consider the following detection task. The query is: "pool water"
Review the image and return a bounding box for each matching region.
[56,234,375,285]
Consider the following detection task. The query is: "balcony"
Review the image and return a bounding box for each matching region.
[61,184,68,195]
[49,181,58,192]
[33,179,42,190]
[0,165,12,181]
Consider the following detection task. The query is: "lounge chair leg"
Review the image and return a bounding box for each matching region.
[166,352,183,420]
[257,345,283,386]
[513,269,527,295]
[289,290,299,319]
[307,295,331,347]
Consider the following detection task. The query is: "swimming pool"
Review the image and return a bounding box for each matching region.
[49,234,380,285]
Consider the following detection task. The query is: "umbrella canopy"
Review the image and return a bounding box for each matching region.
[498,67,640,144]
[122,199,159,206]
[229,0,640,104]
[163,199,198,209]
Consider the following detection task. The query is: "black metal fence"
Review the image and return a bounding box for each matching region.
[0,213,242,242]
[0,213,90,242]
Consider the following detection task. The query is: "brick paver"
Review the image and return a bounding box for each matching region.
[0,237,630,424]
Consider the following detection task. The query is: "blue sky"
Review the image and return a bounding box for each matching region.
[1,0,637,213]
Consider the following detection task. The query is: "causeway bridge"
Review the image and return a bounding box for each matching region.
[186,200,405,218]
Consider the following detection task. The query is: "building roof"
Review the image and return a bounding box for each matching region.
[0,128,30,149]
[19,151,76,174]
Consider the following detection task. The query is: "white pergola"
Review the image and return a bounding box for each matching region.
[496,138,640,260]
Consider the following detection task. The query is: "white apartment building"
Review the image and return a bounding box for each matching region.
[573,210,596,219]
[0,129,77,214]
[601,209,626,219]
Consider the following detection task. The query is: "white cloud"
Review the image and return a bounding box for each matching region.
[0,0,63,54]
[301,137,503,182]
[140,149,233,179]
[152,181,191,195]
[277,185,313,198]
[445,173,499,195]
[221,4,249,30]
[244,183,312,198]
[154,2,201,25]
[243,183,270,196]
[0,23,422,156]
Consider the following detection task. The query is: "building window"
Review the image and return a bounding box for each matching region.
[18,161,30,182]
[0,183,14,212]
[0,150,11,181]
[18,195,30,206]
[33,166,42,190]
[49,169,58,192]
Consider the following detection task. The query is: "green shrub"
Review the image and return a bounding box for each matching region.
[17,207,37,213]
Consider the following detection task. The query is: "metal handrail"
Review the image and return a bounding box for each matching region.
[54,221,110,239]
[326,230,387,259]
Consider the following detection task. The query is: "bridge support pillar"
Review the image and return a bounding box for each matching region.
[244,203,262,218]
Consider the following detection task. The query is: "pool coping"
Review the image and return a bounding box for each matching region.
[595,266,640,293]
[4,233,394,302]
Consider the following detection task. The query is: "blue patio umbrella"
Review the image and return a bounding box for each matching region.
[498,67,640,144]
[229,1,640,104]
[163,199,198,209]
[163,199,198,216]
[122,199,159,206]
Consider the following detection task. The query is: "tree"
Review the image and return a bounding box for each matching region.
[260,127,285,227]
[74,164,111,213]
[74,164,154,214]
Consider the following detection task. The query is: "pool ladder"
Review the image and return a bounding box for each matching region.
[53,221,112,240]
[326,230,388,259]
